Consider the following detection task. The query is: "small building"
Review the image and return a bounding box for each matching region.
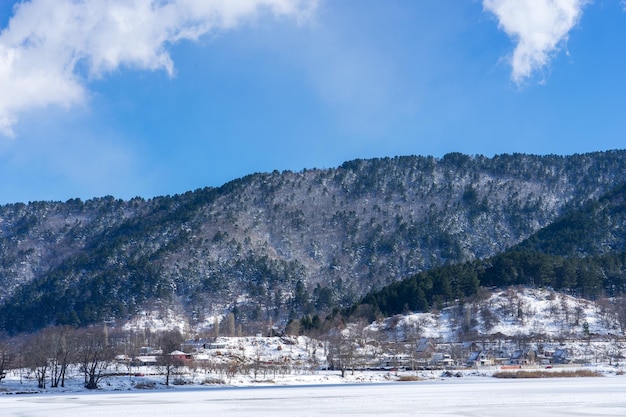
[207,343,227,350]
[169,350,192,361]
[115,354,132,364]
[182,339,208,352]
[508,349,536,365]
[182,339,227,353]
[131,355,158,366]
[431,353,455,367]
[380,354,411,369]
[466,351,493,367]
[140,346,162,355]
[416,338,437,356]
[552,349,571,364]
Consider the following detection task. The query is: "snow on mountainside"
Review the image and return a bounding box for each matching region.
[114,287,626,376]
[125,287,621,342]
[366,287,620,342]
[4,151,626,334]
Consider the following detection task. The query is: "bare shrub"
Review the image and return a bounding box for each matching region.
[134,381,157,389]
[493,370,601,379]
[397,375,422,382]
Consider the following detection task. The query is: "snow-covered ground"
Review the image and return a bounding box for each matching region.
[3,287,626,398]
[370,287,620,341]
[1,361,624,395]
[2,377,625,416]
[124,287,625,343]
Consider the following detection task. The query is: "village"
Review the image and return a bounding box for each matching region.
[4,286,626,391]
[111,333,624,384]
[110,287,626,380]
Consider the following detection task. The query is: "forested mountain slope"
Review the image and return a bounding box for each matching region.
[513,181,626,257]
[354,179,626,320]
[1,151,626,333]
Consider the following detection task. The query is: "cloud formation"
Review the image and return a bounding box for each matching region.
[0,0,317,136]
[483,0,588,84]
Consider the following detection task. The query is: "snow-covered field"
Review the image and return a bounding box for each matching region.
[2,377,625,416]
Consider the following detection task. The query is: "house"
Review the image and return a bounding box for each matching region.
[169,350,192,361]
[115,354,132,364]
[415,338,437,356]
[139,346,162,355]
[182,339,227,353]
[412,338,438,368]
[380,354,411,369]
[507,349,536,365]
[552,349,571,364]
[466,351,493,367]
[131,356,158,366]
[182,339,208,352]
[430,353,455,367]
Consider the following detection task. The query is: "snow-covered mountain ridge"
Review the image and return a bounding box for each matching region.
[3,151,626,333]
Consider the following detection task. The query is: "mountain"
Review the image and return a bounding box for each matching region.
[513,181,626,257]
[352,177,626,322]
[2,151,626,334]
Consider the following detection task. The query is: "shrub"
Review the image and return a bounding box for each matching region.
[202,377,226,385]
[493,370,601,379]
[172,378,188,386]
[134,381,157,389]
[397,375,422,382]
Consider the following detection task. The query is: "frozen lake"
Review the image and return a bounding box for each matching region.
[2,377,625,416]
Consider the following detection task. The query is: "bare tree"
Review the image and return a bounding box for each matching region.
[214,316,220,338]
[0,337,13,383]
[285,319,301,336]
[158,329,185,386]
[404,318,425,370]
[48,326,78,388]
[613,297,626,333]
[326,329,358,378]
[22,331,53,389]
[77,327,114,390]
[226,313,236,337]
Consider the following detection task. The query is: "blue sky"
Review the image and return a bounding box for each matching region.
[0,0,625,204]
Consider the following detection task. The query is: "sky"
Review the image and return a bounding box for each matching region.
[0,0,625,204]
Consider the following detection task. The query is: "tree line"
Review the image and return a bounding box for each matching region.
[347,250,626,320]
[0,325,186,389]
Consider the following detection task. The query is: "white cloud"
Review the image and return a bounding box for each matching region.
[0,0,317,137]
[483,0,588,84]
